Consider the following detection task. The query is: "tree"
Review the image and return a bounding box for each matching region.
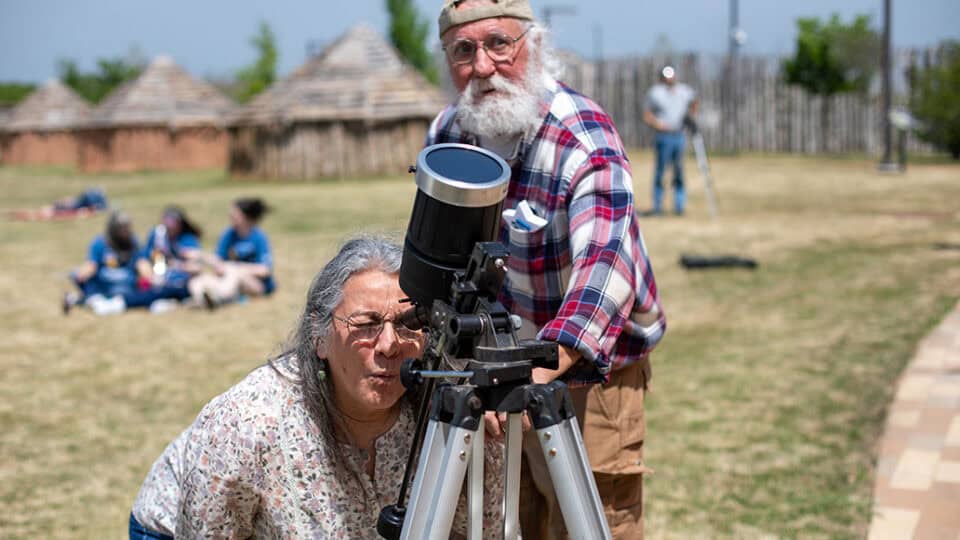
[234,21,278,103]
[912,42,960,159]
[783,14,881,151]
[386,0,438,84]
[58,49,146,103]
[0,83,36,106]
[784,14,880,95]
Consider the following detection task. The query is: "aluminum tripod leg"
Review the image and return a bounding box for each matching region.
[401,418,478,540]
[530,383,612,540]
[691,132,719,218]
[401,386,482,540]
[501,412,524,540]
[467,421,485,540]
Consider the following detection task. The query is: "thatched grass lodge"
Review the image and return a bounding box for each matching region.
[77,55,234,173]
[229,24,447,179]
[0,80,91,166]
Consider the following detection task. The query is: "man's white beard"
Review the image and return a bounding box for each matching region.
[455,70,545,139]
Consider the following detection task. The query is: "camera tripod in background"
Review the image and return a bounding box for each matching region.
[377,243,612,540]
[684,115,719,219]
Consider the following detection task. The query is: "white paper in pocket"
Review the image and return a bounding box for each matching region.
[502,200,547,232]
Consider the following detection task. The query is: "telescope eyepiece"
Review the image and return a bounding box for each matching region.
[396,304,430,332]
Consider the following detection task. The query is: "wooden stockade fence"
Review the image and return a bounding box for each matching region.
[561,50,939,155]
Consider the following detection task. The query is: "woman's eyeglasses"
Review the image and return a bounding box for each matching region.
[333,311,422,344]
[443,27,530,66]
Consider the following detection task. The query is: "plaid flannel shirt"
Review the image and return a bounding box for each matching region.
[426,77,666,384]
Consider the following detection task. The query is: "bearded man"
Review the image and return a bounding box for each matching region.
[425,1,667,538]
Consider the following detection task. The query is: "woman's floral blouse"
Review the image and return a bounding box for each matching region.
[132,356,505,538]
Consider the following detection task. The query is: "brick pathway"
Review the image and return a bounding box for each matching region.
[868,301,960,540]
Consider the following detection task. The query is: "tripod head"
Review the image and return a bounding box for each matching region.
[401,241,558,405]
[683,113,700,134]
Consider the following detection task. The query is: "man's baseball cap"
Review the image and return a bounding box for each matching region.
[438,0,535,38]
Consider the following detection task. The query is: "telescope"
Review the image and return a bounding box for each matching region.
[398,143,509,318]
[378,144,612,540]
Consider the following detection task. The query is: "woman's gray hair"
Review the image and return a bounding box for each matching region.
[290,234,402,368]
[274,234,405,495]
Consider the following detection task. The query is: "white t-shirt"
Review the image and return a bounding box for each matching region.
[644,83,696,132]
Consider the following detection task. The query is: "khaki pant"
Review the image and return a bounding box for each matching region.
[518,360,649,540]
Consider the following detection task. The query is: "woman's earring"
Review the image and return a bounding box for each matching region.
[315,337,329,381]
[317,359,328,381]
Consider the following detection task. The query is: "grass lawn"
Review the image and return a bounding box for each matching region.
[1,153,958,538]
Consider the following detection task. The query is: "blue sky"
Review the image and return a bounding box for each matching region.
[1,0,957,83]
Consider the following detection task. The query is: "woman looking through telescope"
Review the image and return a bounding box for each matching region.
[130,235,506,538]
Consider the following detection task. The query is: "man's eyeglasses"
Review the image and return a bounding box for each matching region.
[333,311,422,344]
[443,27,530,66]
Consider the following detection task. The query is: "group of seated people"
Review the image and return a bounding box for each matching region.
[64,197,275,315]
[129,235,505,538]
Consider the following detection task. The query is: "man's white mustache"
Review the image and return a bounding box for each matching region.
[469,75,523,100]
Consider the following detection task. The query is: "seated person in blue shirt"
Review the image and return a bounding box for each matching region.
[188,197,275,308]
[142,206,204,303]
[64,211,156,315]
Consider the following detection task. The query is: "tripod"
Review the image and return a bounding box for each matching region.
[684,115,719,218]
[378,243,612,540]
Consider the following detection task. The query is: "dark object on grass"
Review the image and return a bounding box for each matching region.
[933,242,960,251]
[680,254,758,270]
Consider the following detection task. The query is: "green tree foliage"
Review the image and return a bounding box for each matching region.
[783,14,880,151]
[234,21,278,103]
[386,0,438,84]
[58,51,145,103]
[912,42,960,159]
[0,83,36,106]
[784,14,880,96]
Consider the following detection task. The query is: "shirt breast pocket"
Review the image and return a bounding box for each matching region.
[503,216,571,313]
[503,220,549,299]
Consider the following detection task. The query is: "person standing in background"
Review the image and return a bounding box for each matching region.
[643,65,698,216]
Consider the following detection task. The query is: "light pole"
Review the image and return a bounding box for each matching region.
[725,0,745,153]
[878,0,899,171]
[729,0,742,59]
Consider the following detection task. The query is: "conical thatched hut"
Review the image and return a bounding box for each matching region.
[77,55,234,173]
[229,24,447,179]
[0,80,91,166]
